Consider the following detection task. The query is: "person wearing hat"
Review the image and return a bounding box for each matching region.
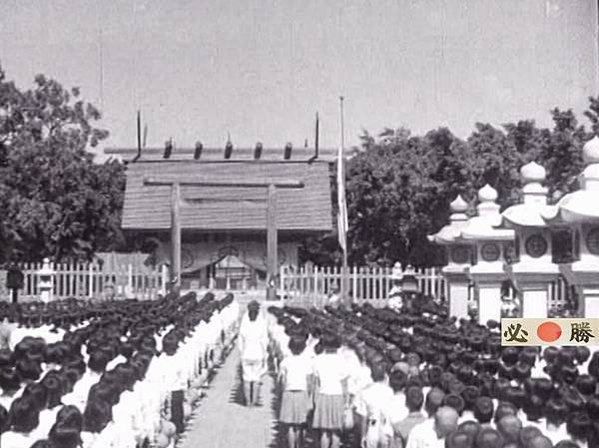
[238,300,268,406]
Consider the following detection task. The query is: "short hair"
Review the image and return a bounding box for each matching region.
[288,336,306,356]
[49,422,82,448]
[405,386,424,412]
[8,396,40,433]
[16,357,42,381]
[0,368,21,393]
[389,369,408,393]
[370,364,386,383]
[473,396,494,424]
[23,382,48,412]
[425,387,445,416]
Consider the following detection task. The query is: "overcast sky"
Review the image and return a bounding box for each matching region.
[0,0,597,155]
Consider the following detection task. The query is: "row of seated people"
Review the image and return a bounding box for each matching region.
[267,292,599,448]
[0,291,240,448]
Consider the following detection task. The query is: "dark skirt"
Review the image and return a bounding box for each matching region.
[279,390,310,424]
[312,393,345,430]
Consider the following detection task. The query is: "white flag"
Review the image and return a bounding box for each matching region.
[337,146,348,252]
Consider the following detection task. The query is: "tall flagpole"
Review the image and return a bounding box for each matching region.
[339,96,349,305]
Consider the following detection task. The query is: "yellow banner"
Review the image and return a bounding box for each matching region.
[501,318,599,346]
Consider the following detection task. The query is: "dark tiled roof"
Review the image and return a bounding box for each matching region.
[121,160,333,232]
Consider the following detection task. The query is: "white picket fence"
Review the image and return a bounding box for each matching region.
[279,265,572,309]
[1,262,168,302]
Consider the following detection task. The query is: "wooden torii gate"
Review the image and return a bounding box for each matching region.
[144,177,304,300]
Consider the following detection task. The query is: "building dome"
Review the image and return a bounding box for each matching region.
[478,184,498,202]
[520,161,546,183]
[583,135,599,164]
[450,195,469,213]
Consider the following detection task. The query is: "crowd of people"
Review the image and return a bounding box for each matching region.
[0,291,239,448]
[267,291,599,448]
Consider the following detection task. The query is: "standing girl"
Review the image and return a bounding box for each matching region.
[278,336,313,448]
[311,332,350,448]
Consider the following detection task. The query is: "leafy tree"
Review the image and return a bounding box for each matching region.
[302,97,599,268]
[0,65,125,262]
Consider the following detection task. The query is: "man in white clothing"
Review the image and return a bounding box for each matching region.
[238,300,268,406]
[405,406,458,448]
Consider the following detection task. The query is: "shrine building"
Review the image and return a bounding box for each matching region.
[106,144,335,290]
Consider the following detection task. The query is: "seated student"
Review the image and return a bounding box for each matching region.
[391,386,426,448]
[278,336,313,448]
[2,396,41,448]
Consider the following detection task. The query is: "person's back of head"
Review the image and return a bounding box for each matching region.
[443,394,466,416]
[473,396,494,424]
[494,401,518,424]
[445,431,473,448]
[475,428,503,448]
[288,336,306,356]
[425,387,446,417]
[405,386,424,413]
[0,367,21,394]
[370,363,386,383]
[56,405,83,432]
[496,415,522,444]
[458,421,481,441]
[389,369,408,393]
[8,396,40,433]
[528,435,553,448]
[22,382,48,412]
[566,411,592,443]
[519,426,543,448]
[49,421,82,448]
[434,406,459,439]
[16,356,42,382]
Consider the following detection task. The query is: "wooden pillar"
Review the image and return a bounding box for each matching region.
[171,183,181,289]
[266,183,277,300]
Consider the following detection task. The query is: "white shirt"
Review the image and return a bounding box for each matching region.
[239,319,267,361]
[356,382,394,420]
[405,419,444,448]
[280,354,312,391]
[386,393,408,425]
[1,431,36,448]
[312,352,350,395]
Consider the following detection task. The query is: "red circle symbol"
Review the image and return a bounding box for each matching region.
[537,321,562,343]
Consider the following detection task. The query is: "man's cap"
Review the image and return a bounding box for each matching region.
[247,300,260,310]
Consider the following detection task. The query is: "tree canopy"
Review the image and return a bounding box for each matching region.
[300,98,597,268]
[0,65,126,263]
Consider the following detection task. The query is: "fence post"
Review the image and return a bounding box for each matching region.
[88,264,93,299]
[161,264,168,296]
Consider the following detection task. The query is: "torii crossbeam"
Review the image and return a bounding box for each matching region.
[144,177,305,300]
